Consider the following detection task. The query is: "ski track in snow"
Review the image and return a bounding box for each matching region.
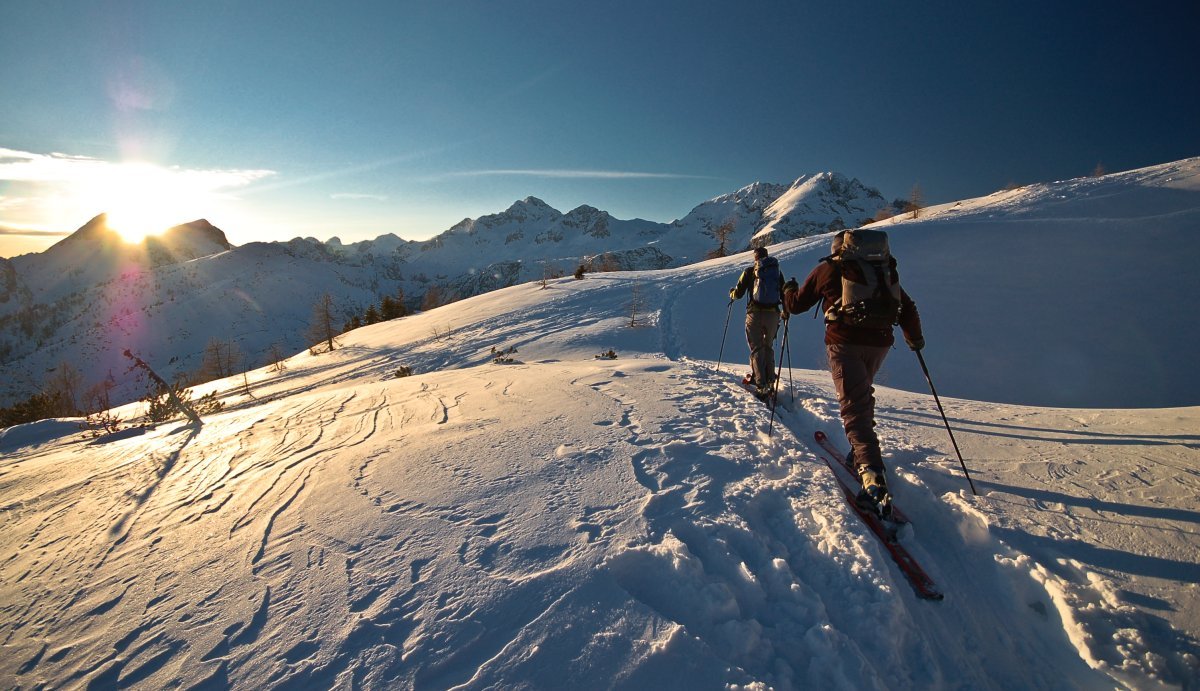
[2,330,1196,690]
[1,313,1195,690]
[4,168,1200,688]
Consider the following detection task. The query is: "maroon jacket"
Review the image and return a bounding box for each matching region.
[783,260,923,348]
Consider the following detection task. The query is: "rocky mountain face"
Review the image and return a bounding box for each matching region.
[0,174,887,406]
[671,173,888,250]
[146,219,234,266]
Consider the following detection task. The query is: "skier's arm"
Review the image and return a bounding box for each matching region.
[899,288,924,350]
[783,265,824,315]
[730,268,754,300]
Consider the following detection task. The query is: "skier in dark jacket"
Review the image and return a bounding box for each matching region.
[730,246,785,400]
[782,230,924,514]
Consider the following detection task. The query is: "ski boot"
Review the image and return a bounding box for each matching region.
[855,466,894,520]
[742,374,775,403]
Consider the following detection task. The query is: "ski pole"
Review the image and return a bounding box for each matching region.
[916,350,977,495]
[715,298,734,373]
[767,314,790,439]
[786,328,795,406]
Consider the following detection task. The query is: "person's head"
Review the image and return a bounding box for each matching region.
[830,230,849,255]
[753,246,768,261]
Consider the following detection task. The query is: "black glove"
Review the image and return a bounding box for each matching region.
[728,288,738,301]
[906,336,925,352]
[783,278,799,294]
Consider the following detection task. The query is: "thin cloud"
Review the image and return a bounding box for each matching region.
[0,224,69,237]
[247,141,472,195]
[331,193,388,202]
[0,147,277,237]
[488,64,570,105]
[0,147,275,189]
[441,169,716,181]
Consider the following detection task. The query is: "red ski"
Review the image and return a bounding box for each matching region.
[812,432,943,601]
[814,431,910,524]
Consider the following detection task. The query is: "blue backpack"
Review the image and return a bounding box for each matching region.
[751,256,782,306]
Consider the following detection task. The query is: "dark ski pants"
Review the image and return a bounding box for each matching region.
[826,343,890,472]
[745,310,780,390]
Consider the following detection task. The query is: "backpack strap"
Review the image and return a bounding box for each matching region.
[823,256,843,322]
[870,262,890,299]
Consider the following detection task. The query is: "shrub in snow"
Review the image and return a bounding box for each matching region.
[143,384,223,425]
[491,345,519,364]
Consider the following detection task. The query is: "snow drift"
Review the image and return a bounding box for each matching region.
[2,159,1199,689]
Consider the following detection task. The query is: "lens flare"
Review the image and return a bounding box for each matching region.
[100,162,199,243]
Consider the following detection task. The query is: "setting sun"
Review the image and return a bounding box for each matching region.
[95,162,208,244]
[0,149,273,252]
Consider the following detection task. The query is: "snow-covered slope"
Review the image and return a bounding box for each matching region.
[2,195,1198,688]
[0,174,886,408]
[861,157,1200,408]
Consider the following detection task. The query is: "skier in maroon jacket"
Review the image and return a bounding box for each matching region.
[782,229,924,515]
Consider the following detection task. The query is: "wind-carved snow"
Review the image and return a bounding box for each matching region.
[2,159,1200,689]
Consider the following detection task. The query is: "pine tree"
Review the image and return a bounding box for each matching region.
[421,285,447,311]
[201,338,242,381]
[394,287,408,316]
[379,295,400,320]
[44,361,83,415]
[906,184,924,220]
[307,293,341,354]
[706,220,736,259]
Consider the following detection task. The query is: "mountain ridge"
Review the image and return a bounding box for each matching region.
[8,159,1196,411]
[0,170,887,407]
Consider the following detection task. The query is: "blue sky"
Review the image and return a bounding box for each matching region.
[2,0,1198,256]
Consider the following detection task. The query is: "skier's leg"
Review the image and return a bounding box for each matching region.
[744,312,757,384]
[826,344,888,473]
[747,311,778,390]
[759,312,780,390]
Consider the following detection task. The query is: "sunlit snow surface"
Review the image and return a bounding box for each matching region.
[3,160,1199,689]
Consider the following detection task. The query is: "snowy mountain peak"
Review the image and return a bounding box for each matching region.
[751,173,888,245]
[45,215,231,261]
[669,173,886,251]
[160,219,232,251]
[50,213,122,250]
[782,171,878,201]
[564,203,603,218]
[34,214,129,274]
[503,196,561,220]
[449,197,564,237]
[708,182,790,211]
[561,205,613,237]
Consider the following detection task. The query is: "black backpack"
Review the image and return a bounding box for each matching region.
[825,229,902,329]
